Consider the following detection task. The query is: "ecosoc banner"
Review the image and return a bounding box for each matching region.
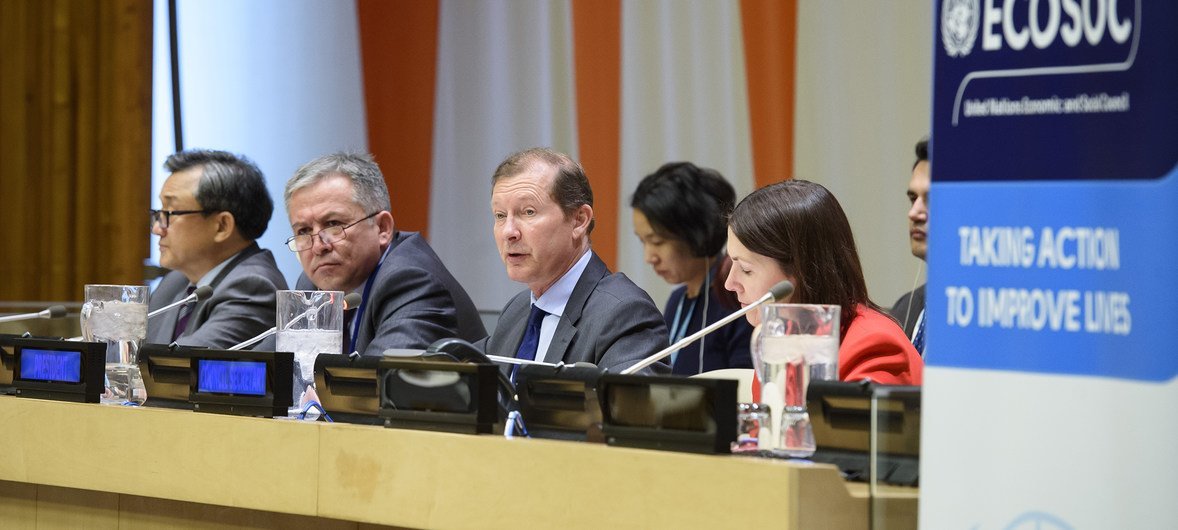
[922,1,1177,528]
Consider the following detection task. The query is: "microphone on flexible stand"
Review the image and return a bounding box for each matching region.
[148,285,214,319]
[227,292,363,351]
[621,280,794,375]
[0,305,68,324]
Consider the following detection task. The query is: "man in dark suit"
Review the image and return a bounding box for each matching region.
[479,148,669,374]
[280,152,485,355]
[146,150,288,348]
[891,138,929,354]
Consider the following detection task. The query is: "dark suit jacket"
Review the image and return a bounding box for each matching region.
[293,231,486,356]
[146,243,288,349]
[889,283,926,338]
[477,252,670,375]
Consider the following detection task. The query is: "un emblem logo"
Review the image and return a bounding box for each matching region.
[941,0,979,57]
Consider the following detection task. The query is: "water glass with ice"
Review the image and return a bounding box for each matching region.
[275,290,344,415]
[752,303,839,457]
[80,284,148,404]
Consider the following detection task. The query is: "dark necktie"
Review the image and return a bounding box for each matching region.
[343,308,357,354]
[511,304,548,381]
[911,309,926,355]
[172,285,197,341]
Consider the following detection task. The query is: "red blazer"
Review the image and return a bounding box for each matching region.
[839,305,923,385]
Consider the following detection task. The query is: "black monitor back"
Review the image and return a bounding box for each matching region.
[314,353,383,425]
[806,380,921,485]
[138,343,194,409]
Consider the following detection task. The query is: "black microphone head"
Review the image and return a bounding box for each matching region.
[769,280,794,302]
[342,293,363,311]
[45,305,68,319]
[192,285,214,301]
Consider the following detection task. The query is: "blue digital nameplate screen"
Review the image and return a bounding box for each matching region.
[197,359,267,396]
[19,349,83,383]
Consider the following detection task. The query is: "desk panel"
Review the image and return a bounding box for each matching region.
[0,397,914,529]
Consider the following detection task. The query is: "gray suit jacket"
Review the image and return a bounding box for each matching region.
[289,231,486,356]
[889,283,926,338]
[146,243,288,349]
[477,252,670,375]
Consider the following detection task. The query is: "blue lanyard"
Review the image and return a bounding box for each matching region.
[668,293,699,345]
[349,243,391,354]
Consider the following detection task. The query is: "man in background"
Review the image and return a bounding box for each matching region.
[479,147,668,374]
[891,138,929,355]
[147,149,288,348]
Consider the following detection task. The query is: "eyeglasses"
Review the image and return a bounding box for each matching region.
[286,211,381,252]
[149,209,216,229]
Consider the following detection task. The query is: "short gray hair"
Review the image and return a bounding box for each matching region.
[285,152,391,215]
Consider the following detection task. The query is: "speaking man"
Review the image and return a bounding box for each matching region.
[280,151,485,355]
[479,147,669,374]
[147,149,288,348]
[890,138,929,354]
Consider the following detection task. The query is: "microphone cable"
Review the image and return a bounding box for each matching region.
[901,261,925,339]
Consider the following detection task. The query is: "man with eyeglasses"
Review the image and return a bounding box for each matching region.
[275,151,485,356]
[146,150,288,348]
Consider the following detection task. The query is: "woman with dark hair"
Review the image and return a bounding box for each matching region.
[725,179,922,385]
[631,162,754,375]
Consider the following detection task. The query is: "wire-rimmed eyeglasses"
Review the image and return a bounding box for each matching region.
[286,211,381,252]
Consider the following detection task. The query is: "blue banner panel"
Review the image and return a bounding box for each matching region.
[929,0,1178,382]
[934,0,1178,182]
[928,168,1178,381]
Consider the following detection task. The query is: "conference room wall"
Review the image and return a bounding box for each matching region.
[794,1,933,307]
[149,0,368,286]
[148,1,929,323]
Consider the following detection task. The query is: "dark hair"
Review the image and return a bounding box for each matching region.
[631,161,740,308]
[164,149,272,240]
[728,179,885,336]
[492,147,595,234]
[913,137,929,170]
[630,162,735,257]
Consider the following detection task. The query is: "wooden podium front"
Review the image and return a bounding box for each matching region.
[0,398,915,529]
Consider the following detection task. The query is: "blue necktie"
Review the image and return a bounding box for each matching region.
[172,285,197,341]
[512,304,548,381]
[911,309,926,355]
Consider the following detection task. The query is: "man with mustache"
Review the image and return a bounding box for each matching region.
[280,152,485,355]
[891,138,929,355]
[480,148,669,375]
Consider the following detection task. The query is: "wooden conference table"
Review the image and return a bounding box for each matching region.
[0,398,916,529]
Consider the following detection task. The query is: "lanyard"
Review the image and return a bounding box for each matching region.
[668,293,699,345]
[349,243,392,354]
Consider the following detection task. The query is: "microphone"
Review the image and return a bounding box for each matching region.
[0,305,68,324]
[486,354,558,367]
[147,285,214,320]
[621,280,794,375]
[227,292,363,351]
[342,293,362,311]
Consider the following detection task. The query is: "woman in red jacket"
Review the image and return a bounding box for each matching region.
[725,179,923,385]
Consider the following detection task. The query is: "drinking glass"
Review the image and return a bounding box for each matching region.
[80,284,148,404]
[753,303,839,457]
[275,290,344,415]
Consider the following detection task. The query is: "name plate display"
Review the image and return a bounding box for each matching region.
[1,336,105,403]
